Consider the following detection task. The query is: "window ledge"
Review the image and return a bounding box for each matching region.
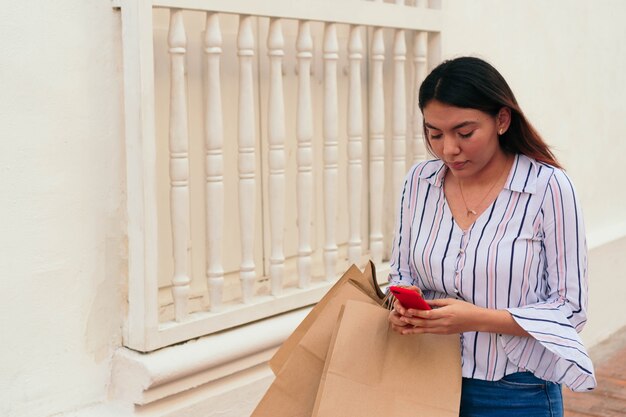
[110,306,310,405]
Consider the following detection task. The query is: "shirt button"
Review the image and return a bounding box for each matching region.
[454,288,459,293]
[459,248,465,254]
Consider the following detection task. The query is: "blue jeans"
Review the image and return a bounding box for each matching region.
[460,372,563,417]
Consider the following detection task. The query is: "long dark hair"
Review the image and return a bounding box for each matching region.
[418,56,562,169]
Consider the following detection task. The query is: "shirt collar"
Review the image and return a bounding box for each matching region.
[418,154,538,194]
[506,154,538,194]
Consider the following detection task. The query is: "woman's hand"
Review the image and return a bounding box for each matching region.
[395,298,483,335]
[394,298,530,337]
[388,286,423,333]
[388,305,411,333]
[388,286,423,334]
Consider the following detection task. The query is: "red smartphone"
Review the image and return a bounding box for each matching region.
[389,286,431,310]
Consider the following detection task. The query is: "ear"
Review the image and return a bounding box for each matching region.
[496,107,511,135]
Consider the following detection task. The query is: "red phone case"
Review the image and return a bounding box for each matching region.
[389,286,431,310]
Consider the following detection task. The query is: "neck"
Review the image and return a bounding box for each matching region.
[457,152,511,188]
[453,153,512,218]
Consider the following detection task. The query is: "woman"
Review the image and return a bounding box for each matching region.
[387,57,596,417]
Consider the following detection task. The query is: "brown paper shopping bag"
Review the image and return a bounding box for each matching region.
[312,300,462,417]
[251,262,384,417]
[270,262,384,374]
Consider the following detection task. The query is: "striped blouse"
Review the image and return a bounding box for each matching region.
[388,154,596,392]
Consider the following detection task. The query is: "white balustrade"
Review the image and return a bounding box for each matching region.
[237,15,257,303]
[347,25,363,265]
[168,9,191,322]
[368,26,385,265]
[204,12,224,312]
[267,18,286,296]
[296,20,313,289]
[115,0,442,351]
[392,16,407,214]
[322,23,339,281]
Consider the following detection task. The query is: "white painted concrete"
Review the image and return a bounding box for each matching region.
[0,1,624,417]
[0,1,125,417]
[109,307,307,405]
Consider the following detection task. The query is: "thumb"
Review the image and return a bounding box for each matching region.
[427,298,455,308]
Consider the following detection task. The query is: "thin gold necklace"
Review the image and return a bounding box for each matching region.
[458,158,509,217]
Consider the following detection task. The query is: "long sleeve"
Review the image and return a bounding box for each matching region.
[501,169,596,392]
[388,164,420,287]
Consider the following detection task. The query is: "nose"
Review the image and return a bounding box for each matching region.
[442,135,461,157]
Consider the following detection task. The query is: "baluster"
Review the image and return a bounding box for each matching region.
[412,0,429,163]
[347,25,363,265]
[204,12,224,311]
[392,11,407,215]
[323,23,339,281]
[296,20,313,289]
[267,18,286,296]
[369,26,385,265]
[168,9,191,322]
[412,31,428,164]
[237,15,256,302]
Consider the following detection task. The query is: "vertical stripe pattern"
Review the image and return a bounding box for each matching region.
[388,154,596,392]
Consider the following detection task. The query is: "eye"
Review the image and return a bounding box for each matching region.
[429,132,443,140]
[458,131,474,139]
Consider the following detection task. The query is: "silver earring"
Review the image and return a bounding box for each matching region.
[499,129,504,135]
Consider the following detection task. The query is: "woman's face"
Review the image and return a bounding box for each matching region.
[423,100,509,180]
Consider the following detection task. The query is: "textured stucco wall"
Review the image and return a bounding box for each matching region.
[0,1,126,417]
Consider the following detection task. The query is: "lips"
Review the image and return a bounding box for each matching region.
[448,161,467,170]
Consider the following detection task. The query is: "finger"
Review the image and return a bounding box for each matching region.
[401,325,432,335]
[390,308,411,324]
[407,308,435,319]
[391,322,410,333]
[391,324,403,333]
[407,285,423,297]
[393,299,408,317]
[427,298,455,308]
[401,325,449,335]
[399,325,448,335]
[402,326,427,335]
[401,317,433,328]
[389,312,406,326]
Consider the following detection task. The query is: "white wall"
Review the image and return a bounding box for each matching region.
[439,0,626,346]
[0,1,125,417]
[0,1,625,417]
